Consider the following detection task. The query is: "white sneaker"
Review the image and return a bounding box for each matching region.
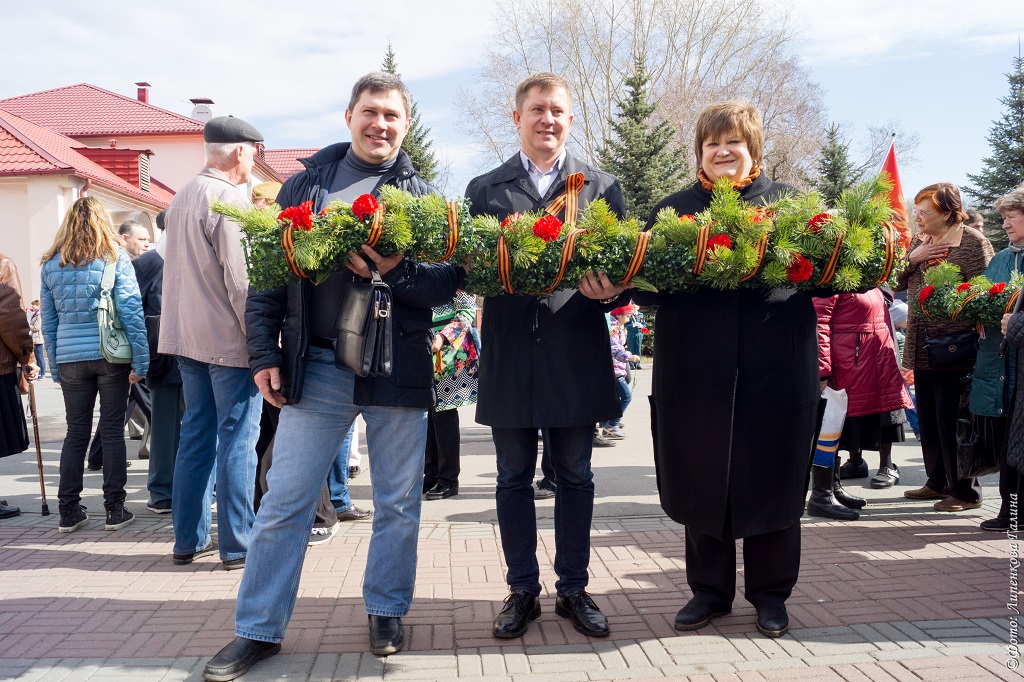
[603,426,625,439]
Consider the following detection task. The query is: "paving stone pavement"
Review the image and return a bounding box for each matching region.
[0,372,1020,680]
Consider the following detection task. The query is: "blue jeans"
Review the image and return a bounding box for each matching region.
[34,344,46,376]
[492,425,595,596]
[601,377,632,429]
[328,425,355,513]
[172,358,262,561]
[235,347,428,642]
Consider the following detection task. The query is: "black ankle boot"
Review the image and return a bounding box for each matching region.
[833,455,865,509]
[807,465,859,520]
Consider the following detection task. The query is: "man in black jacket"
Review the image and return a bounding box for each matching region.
[465,72,629,641]
[203,72,463,682]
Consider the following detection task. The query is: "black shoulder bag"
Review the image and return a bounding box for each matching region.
[333,264,393,378]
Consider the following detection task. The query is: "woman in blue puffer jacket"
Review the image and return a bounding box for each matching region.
[40,197,149,534]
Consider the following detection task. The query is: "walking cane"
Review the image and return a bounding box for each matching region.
[999,288,1024,358]
[27,381,50,516]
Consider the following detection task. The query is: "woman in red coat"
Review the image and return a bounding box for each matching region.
[814,289,914,492]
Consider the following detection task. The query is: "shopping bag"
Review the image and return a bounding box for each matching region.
[813,387,848,467]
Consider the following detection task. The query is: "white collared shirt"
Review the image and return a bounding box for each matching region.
[520,150,566,197]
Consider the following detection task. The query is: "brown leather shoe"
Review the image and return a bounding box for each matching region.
[933,496,982,512]
[903,486,946,500]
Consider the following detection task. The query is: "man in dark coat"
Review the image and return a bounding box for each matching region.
[132,210,183,514]
[204,72,463,682]
[465,72,628,641]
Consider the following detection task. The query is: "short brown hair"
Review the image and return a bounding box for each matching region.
[693,101,764,168]
[914,183,969,227]
[994,187,1024,216]
[348,72,411,117]
[514,73,573,111]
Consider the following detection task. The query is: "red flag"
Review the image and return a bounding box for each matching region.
[879,137,910,247]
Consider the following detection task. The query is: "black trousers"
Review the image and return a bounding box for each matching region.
[57,360,130,511]
[423,406,460,488]
[684,522,801,609]
[915,369,980,501]
[87,379,151,467]
[989,415,1022,519]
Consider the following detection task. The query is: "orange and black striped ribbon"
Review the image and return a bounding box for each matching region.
[544,227,586,293]
[365,205,385,249]
[740,233,770,283]
[874,223,900,285]
[437,201,460,262]
[544,173,585,226]
[951,291,983,321]
[619,231,653,285]
[1006,289,1021,314]
[497,233,514,294]
[816,233,846,285]
[692,226,711,275]
[281,225,307,279]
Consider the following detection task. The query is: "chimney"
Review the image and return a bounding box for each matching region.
[189,97,215,122]
[135,81,151,104]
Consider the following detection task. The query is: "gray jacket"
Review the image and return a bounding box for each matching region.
[160,167,252,368]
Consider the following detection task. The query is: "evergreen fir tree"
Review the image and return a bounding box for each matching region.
[813,122,861,208]
[381,44,439,183]
[964,55,1024,251]
[597,55,688,220]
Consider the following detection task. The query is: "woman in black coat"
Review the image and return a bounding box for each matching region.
[636,101,813,639]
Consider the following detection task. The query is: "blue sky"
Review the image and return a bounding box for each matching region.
[1,1,1021,208]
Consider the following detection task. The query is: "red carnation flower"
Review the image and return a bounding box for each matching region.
[278,201,315,231]
[807,213,831,233]
[352,194,379,221]
[956,282,972,293]
[500,213,523,228]
[707,233,732,250]
[532,215,562,242]
[751,211,768,223]
[918,285,936,304]
[641,327,650,334]
[679,214,696,223]
[989,282,1007,295]
[786,254,814,283]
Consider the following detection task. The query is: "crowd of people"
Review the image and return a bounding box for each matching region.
[1,68,1023,682]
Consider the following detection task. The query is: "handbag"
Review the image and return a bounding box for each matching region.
[333,263,393,378]
[925,330,978,369]
[956,375,999,478]
[98,260,133,364]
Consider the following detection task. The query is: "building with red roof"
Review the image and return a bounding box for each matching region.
[263,148,319,180]
[0,82,281,299]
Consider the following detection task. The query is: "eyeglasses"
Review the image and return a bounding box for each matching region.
[914,209,935,219]
[253,142,266,161]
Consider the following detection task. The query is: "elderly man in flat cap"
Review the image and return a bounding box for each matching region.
[160,115,266,571]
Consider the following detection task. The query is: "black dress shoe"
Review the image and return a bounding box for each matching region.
[673,597,731,631]
[555,591,609,637]
[425,483,459,500]
[173,540,217,565]
[337,506,373,522]
[368,615,405,656]
[203,636,280,681]
[755,605,789,638]
[493,590,540,638]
